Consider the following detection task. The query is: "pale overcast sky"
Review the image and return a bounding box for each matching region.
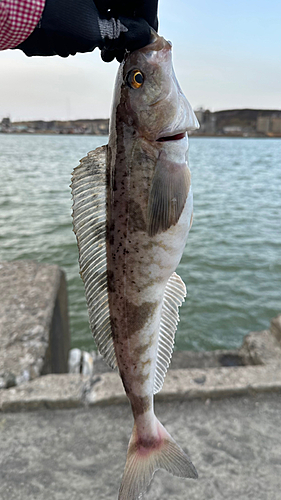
[1,0,280,121]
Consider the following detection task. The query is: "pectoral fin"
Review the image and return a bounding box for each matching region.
[148,157,191,237]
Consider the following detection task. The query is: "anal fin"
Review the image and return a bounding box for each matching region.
[154,272,186,394]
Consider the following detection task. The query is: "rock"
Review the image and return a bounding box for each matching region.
[271,314,281,343]
[0,372,16,390]
[0,260,70,387]
[170,349,245,370]
[239,329,281,366]
[68,348,94,376]
[68,348,82,374]
[81,351,94,376]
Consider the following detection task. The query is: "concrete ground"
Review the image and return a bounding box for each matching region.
[1,392,281,500]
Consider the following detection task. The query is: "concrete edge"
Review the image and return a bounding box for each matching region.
[86,364,281,407]
[0,374,86,412]
[1,363,281,412]
[1,314,280,412]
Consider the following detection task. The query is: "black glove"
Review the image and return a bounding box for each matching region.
[94,0,158,31]
[16,0,158,60]
[95,0,158,61]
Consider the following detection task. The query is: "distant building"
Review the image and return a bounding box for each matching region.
[256,116,271,134]
[271,117,281,135]
[223,126,242,134]
[256,114,281,135]
[193,109,217,135]
[9,118,109,135]
[194,108,204,127]
[1,117,11,132]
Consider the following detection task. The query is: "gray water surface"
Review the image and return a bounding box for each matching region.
[0,134,280,351]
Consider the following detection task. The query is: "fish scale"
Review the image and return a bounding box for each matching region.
[71,31,199,500]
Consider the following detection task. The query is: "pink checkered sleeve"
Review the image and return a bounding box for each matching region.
[0,0,45,50]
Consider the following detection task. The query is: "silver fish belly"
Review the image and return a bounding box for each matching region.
[71,32,199,500]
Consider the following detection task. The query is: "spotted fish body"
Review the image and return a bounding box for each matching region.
[71,32,199,500]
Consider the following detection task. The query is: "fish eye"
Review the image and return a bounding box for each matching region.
[127,70,144,89]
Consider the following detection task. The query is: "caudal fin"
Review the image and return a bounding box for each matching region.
[118,418,198,500]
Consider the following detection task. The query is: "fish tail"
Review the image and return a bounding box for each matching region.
[118,418,198,500]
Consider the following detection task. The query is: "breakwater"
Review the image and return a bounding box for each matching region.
[1,260,281,412]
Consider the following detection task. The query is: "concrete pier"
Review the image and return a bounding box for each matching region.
[0,260,281,499]
[0,261,70,389]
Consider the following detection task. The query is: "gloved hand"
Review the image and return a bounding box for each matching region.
[96,0,159,62]
[16,0,158,60]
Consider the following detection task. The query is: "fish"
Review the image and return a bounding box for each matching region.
[71,31,199,500]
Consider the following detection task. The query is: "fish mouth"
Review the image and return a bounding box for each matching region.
[156,132,186,142]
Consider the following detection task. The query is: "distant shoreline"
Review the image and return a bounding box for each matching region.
[1,132,280,139]
[1,108,281,138]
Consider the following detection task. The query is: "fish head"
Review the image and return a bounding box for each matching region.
[111,31,199,148]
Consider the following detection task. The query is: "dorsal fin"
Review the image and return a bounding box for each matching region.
[154,272,186,394]
[71,146,117,370]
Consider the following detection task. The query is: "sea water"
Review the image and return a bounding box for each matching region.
[0,134,280,351]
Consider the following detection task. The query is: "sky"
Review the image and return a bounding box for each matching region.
[1,0,281,121]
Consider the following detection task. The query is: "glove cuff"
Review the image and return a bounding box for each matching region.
[98,17,128,41]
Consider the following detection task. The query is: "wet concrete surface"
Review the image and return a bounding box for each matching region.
[1,392,281,500]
